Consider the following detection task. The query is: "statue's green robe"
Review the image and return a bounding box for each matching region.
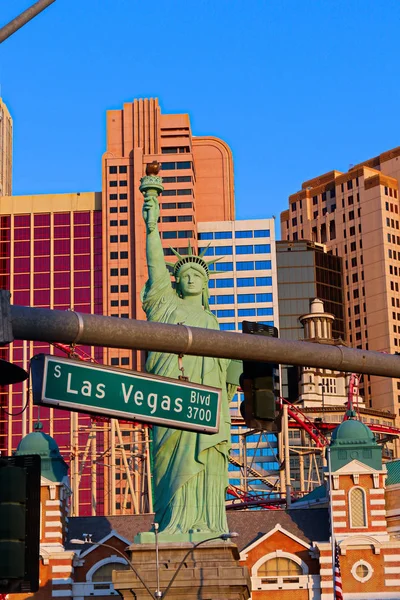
[141,267,230,534]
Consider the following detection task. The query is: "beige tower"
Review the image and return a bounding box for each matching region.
[0,98,12,196]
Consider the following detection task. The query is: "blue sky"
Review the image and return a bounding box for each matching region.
[2,0,400,223]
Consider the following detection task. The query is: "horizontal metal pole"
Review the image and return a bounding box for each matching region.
[9,304,400,379]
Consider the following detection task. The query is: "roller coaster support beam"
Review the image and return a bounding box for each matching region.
[5,300,400,379]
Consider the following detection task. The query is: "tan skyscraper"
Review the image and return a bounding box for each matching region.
[0,98,12,196]
[102,97,234,371]
[281,146,400,420]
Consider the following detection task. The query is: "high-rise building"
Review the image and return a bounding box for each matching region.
[280,146,400,418]
[103,98,234,371]
[197,219,278,332]
[0,98,235,517]
[0,98,12,196]
[197,218,280,496]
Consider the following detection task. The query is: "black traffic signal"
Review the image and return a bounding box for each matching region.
[240,321,280,430]
[0,454,41,594]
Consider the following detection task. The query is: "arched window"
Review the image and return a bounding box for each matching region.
[92,561,129,583]
[258,556,303,583]
[349,487,367,528]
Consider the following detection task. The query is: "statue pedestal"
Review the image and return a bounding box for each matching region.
[113,541,251,600]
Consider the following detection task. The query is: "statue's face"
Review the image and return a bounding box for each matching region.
[178,265,205,297]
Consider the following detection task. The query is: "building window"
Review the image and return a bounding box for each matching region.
[110,285,118,293]
[216,278,234,288]
[121,299,129,306]
[161,162,175,170]
[216,309,235,318]
[110,194,118,200]
[120,251,128,259]
[120,193,128,200]
[237,277,255,287]
[216,295,234,304]
[257,307,273,316]
[162,147,178,154]
[177,189,191,196]
[120,235,128,242]
[91,561,129,583]
[178,215,193,222]
[120,285,129,293]
[162,190,177,196]
[236,261,254,271]
[236,245,253,254]
[110,269,118,276]
[238,294,256,303]
[119,166,127,173]
[110,358,119,365]
[215,246,233,255]
[110,220,118,226]
[110,207,118,214]
[121,357,130,365]
[258,556,303,582]
[109,166,117,174]
[163,231,177,239]
[120,268,128,276]
[254,229,270,237]
[219,322,235,331]
[110,235,118,243]
[351,560,373,583]
[177,202,192,209]
[120,220,128,226]
[235,230,253,239]
[256,293,273,302]
[256,260,272,270]
[177,161,191,169]
[110,252,118,259]
[238,308,256,317]
[256,277,272,286]
[110,181,118,187]
[215,231,233,239]
[255,244,271,253]
[349,487,367,528]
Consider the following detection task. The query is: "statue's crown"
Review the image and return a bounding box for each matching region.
[167,242,222,279]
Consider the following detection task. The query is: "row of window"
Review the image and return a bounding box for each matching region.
[161,147,190,154]
[162,202,193,210]
[199,230,270,240]
[109,166,127,174]
[208,260,272,272]
[208,276,272,288]
[214,307,274,317]
[110,220,128,227]
[209,293,273,305]
[110,357,130,366]
[110,285,129,293]
[110,193,128,200]
[111,313,129,318]
[110,299,129,307]
[110,206,128,213]
[218,320,274,331]
[161,230,194,239]
[161,161,191,170]
[110,251,128,259]
[387,217,400,229]
[384,186,398,198]
[110,268,128,276]
[386,201,399,212]
[110,235,128,243]
[200,244,271,256]
[162,189,192,196]
[162,175,192,183]
[346,271,364,285]
[110,180,127,187]
[162,215,193,223]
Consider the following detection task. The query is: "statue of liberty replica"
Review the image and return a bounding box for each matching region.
[140,162,231,540]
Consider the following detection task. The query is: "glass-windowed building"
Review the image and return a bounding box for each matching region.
[198,219,280,499]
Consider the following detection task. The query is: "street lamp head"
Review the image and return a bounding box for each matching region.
[220,532,239,541]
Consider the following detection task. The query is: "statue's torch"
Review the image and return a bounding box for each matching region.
[140,162,164,233]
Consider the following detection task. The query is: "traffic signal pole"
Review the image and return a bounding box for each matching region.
[0,0,56,44]
[7,301,400,379]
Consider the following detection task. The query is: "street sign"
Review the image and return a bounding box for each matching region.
[30,354,221,434]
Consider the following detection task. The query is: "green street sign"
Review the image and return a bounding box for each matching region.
[31,354,221,434]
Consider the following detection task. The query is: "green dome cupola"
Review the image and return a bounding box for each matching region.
[15,422,68,482]
[329,409,382,471]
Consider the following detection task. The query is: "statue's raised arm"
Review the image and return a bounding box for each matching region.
[140,162,168,286]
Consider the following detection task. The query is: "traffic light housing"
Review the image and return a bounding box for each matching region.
[0,454,41,594]
[240,321,280,431]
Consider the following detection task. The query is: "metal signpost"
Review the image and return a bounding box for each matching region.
[30,354,221,434]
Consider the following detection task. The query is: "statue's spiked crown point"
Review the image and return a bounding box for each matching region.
[166,242,224,279]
